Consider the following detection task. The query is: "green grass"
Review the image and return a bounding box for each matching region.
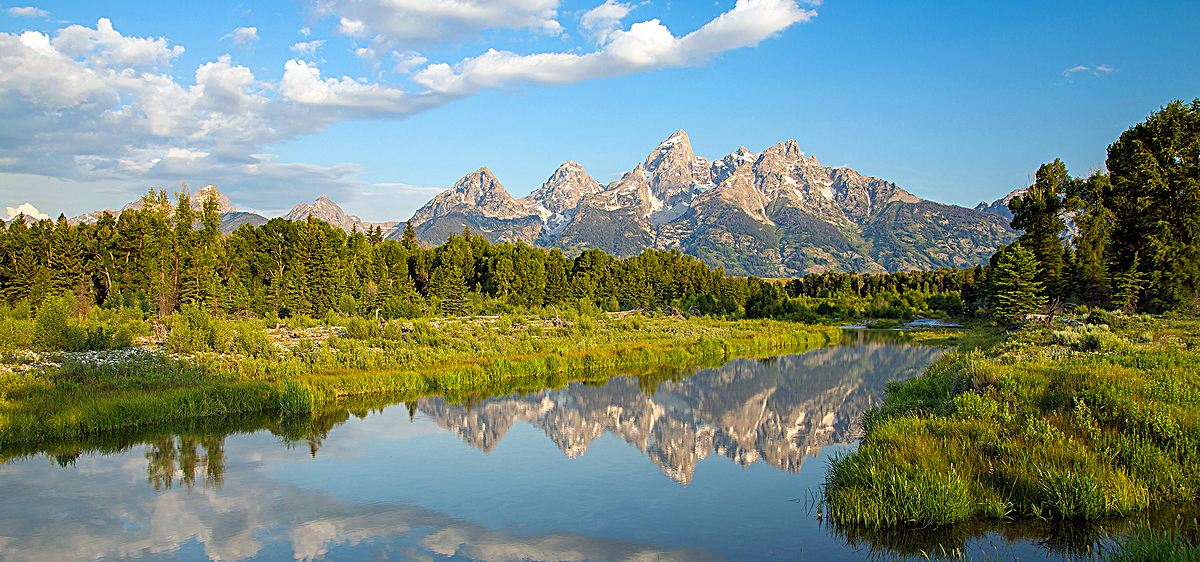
[824,314,1200,529]
[0,315,839,446]
[1106,528,1200,561]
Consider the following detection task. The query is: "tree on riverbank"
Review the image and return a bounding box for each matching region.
[988,243,1046,326]
[981,99,1200,316]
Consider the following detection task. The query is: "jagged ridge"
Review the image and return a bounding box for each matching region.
[407,131,1018,274]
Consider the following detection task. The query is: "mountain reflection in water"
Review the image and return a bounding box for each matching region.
[418,332,941,483]
[0,333,964,562]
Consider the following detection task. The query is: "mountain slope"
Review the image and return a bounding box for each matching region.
[404,131,1018,274]
[975,188,1024,219]
[404,167,542,244]
[285,195,397,234]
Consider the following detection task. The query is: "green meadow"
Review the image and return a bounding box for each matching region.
[0,314,838,447]
[824,313,1200,534]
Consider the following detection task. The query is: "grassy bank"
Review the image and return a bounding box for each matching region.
[0,315,838,447]
[823,313,1200,529]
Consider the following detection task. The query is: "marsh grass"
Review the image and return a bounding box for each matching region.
[824,315,1200,529]
[0,316,838,446]
[1105,531,1200,562]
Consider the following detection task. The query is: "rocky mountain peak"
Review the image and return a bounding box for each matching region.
[975,188,1025,219]
[284,194,397,234]
[584,164,651,214]
[643,130,711,205]
[710,146,757,185]
[451,167,513,206]
[759,139,812,165]
[285,195,351,225]
[408,167,537,234]
[528,161,603,215]
[193,185,236,214]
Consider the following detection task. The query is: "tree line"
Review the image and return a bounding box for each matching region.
[0,194,765,320]
[0,193,971,329]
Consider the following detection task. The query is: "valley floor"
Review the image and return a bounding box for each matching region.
[0,315,839,447]
[823,312,1200,555]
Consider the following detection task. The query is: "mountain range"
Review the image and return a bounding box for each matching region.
[56,131,1021,276]
[402,131,1017,275]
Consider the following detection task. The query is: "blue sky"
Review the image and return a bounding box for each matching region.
[1,1,1197,221]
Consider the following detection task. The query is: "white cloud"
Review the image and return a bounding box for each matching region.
[6,6,48,18]
[414,0,814,95]
[291,39,325,57]
[351,34,395,63]
[54,17,184,68]
[317,0,563,43]
[1063,64,1117,79]
[0,19,442,218]
[299,26,312,37]
[392,50,428,73]
[0,4,814,219]
[280,59,418,114]
[224,26,259,46]
[4,202,49,220]
[336,17,367,37]
[580,0,633,44]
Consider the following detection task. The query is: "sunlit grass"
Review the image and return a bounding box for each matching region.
[0,315,839,446]
[824,314,1200,529]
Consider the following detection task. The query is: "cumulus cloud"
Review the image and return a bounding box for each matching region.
[224,26,259,46]
[414,0,814,96]
[336,16,367,37]
[280,58,418,114]
[580,0,634,44]
[317,0,563,43]
[4,202,49,220]
[1063,63,1116,79]
[6,6,48,18]
[0,4,813,218]
[0,19,441,217]
[392,50,428,73]
[290,39,325,58]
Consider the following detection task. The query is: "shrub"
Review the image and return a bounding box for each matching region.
[0,317,34,352]
[233,323,274,358]
[167,305,233,354]
[32,295,73,351]
[344,317,380,340]
[1052,324,1127,352]
[381,292,424,319]
[336,294,358,316]
[382,319,409,340]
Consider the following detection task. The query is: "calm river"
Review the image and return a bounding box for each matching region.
[0,332,1134,560]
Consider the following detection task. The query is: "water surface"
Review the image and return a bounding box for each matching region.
[0,333,1133,560]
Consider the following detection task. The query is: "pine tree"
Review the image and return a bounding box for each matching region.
[543,248,568,305]
[401,221,418,251]
[989,243,1047,326]
[1112,253,1148,313]
[1067,172,1115,306]
[1009,159,1070,298]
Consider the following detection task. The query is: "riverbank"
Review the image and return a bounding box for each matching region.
[823,312,1200,535]
[0,315,840,447]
